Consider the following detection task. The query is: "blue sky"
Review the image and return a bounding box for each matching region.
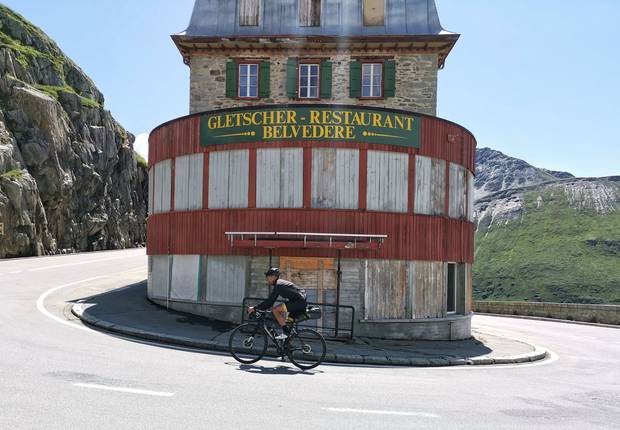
[2,0,619,177]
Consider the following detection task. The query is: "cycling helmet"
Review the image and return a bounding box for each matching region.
[264,267,281,277]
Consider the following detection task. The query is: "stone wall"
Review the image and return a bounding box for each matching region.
[189,52,438,115]
[474,301,620,325]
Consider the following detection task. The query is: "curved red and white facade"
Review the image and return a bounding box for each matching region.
[147,105,476,340]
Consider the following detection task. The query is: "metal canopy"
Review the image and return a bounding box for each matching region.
[225,231,387,250]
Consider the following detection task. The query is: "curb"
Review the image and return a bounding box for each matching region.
[475,312,620,329]
[72,304,548,367]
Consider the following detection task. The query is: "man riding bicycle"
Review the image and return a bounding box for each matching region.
[248,268,307,340]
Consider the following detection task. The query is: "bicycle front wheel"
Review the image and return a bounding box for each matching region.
[287,329,326,370]
[228,322,268,364]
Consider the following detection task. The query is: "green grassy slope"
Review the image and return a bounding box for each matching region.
[474,183,620,304]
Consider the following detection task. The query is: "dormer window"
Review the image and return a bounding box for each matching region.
[363,0,385,26]
[299,0,321,27]
[239,0,260,26]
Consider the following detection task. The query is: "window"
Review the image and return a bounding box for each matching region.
[447,263,457,314]
[362,63,383,98]
[238,63,259,98]
[299,0,321,27]
[239,0,260,26]
[363,0,385,26]
[298,63,320,99]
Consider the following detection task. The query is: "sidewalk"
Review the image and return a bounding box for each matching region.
[71,281,547,367]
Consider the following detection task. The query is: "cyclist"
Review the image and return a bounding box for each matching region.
[248,268,307,340]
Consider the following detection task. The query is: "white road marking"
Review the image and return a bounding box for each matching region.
[29,255,143,272]
[8,270,23,274]
[72,383,174,397]
[325,408,439,418]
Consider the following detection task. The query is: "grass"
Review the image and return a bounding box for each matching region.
[134,151,148,169]
[473,185,620,304]
[34,84,101,109]
[0,169,24,179]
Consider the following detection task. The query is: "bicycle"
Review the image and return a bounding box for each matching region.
[228,308,327,370]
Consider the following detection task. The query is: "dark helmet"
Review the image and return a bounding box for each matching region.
[264,267,281,277]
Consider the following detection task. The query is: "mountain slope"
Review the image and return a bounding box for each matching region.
[0,5,147,258]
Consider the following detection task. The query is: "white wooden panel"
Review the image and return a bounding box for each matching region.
[414,155,431,214]
[170,255,200,301]
[189,153,204,210]
[367,151,408,212]
[336,149,359,209]
[208,151,230,208]
[280,148,303,208]
[154,160,171,213]
[228,150,249,208]
[312,148,336,208]
[174,155,190,211]
[467,171,475,222]
[449,163,466,219]
[257,149,282,208]
[407,261,416,319]
[148,167,154,216]
[206,256,248,304]
[431,158,446,215]
[151,255,170,299]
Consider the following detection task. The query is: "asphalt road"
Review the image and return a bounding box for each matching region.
[0,249,618,429]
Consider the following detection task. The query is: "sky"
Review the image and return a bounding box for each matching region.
[2,0,619,177]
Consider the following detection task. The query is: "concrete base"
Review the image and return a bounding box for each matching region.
[355,314,472,341]
[150,298,243,324]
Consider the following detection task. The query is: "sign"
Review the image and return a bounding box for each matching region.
[200,105,421,148]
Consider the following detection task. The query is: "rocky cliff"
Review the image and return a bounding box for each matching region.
[0,5,147,258]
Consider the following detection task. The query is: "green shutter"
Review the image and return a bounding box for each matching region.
[226,61,237,98]
[259,61,270,98]
[349,61,361,98]
[286,58,298,98]
[384,60,396,98]
[320,60,333,99]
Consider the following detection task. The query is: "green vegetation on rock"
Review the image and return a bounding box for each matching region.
[474,185,620,304]
[34,84,101,108]
[134,151,148,169]
[0,169,24,179]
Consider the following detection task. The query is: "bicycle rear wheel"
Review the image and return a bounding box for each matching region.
[228,322,268,364]
[287,329,326,370]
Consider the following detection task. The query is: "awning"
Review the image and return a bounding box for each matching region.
[225,232,387,250]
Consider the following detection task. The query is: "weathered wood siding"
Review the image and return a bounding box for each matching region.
[312,148,359,209]
[299,0,321,26]
[170,255,201,301]
[467,171,475,222]
[256,148,303,208]
[367,151,408,212]
[364,259,408,320]
[153,160,172,214]
[247,255,279,299]
[449,163,467,219]
[465,263,473,314]
[174,154,204,211]
[148,167,154,215]
[209,150,249,209]
[363,0,385,26]
[414,156,445,215]
[239,0,260,26]
[414,261,446,318]
[205,256,249,304]
[151,255,171,299]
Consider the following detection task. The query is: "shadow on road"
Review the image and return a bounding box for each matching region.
[233,362,322,376]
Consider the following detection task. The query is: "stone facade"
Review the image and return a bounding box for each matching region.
[189,52,438,116]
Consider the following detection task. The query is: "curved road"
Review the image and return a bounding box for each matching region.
[0,249,618,429]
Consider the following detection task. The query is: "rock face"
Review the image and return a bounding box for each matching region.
[0,6,147,258]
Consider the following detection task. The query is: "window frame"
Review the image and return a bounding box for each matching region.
[237,61,260,100]
[299,0,322,27]
[297,59,322,100]
[360,60,385,100]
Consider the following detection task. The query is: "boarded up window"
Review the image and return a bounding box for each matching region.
[363,0,385,26]
[256,148,303,208]
[414,156,445,215]
[239,0,260,26]
[174,154,204,211]
[148,167,154,215]
[208,150,249,209]
[150,256,171,299]
[467,171,475,222]
[170,255,201,301]
[153,159,172,214]
[299,0,321,26]
[449,163,467,219]
[413,261,446,319]
[205,256,248,304]
[364,260,409,320]
[312,148,359,209]
[367,151,408,212]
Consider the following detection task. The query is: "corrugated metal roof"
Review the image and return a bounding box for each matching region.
[183,0,453,38]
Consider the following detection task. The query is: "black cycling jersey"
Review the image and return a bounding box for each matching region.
[256,279,307,310]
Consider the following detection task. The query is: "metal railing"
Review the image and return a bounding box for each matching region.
[241,297,356,340]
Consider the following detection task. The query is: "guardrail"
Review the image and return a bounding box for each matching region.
[474,301,620,325]
[242,297,356,340]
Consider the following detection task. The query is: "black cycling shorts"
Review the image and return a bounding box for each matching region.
[284,300,307,319]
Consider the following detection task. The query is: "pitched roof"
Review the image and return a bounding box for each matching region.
[182,0,455,38]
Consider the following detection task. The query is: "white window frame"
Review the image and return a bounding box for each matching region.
[238,63,259,99]
[361,63,383,98]
[298,63,320,99]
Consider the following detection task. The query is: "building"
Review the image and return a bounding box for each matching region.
[147,0,476,340]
